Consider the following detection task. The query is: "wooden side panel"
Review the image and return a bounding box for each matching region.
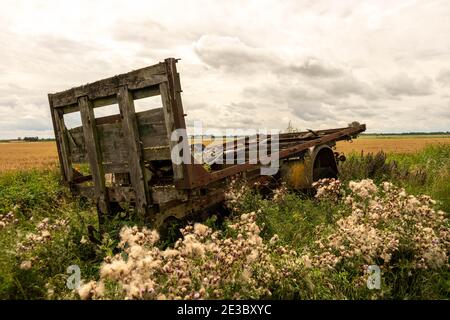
[66,126,87,163]
[79,96,109,217]
[117,86,151,220]
[67,107,170,165]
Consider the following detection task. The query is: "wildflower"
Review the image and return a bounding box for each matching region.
[77,281,104,300]
[313,178,342,202]
[193,223,210,237]
[20,260,32,270]
[269,234,279,245]
[301,255,312,268]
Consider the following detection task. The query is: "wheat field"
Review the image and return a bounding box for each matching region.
[0,142,58,172]
[335,136,450,154]
[1,137,449,172]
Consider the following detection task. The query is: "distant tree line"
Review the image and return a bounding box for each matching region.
[16,137,56,142]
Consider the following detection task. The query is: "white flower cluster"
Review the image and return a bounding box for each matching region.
[77,178,449,299]
[78,212,302,300]
[308,179,450,272]
[224,178,250,212]
[312,178,342,202]
[273,183,288,202]
[78,281,105,300]
[348,179,378,198]
[0,211,19,229]
[17,218,68,252]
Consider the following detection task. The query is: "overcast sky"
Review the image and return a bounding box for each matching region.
[0,0,449,138]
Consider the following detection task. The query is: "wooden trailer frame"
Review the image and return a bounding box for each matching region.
[48,58,366,227]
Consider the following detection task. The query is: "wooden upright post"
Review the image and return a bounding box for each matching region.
[117,86,150,221]
[79,96,110,223]
[49,95,73,184]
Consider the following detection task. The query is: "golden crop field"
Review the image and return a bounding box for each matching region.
[1,136,449,172]
[335,136,450,154]
[0,142,58,172]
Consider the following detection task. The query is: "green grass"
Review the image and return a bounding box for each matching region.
[234,190,450,299]
[339,144,450,212]
[0,144,449,300]
[0,169,100,299]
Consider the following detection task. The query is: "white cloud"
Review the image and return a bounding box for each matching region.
[0,0,449,138]
[383,73,434,97]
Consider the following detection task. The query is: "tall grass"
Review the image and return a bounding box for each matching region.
[0,170,100,299]
[338,144,450,212]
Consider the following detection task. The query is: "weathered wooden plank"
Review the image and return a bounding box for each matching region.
[51,64,168,107]
[143,146,171,161]
[67,108,169,163]
[49,94,73,183]
[66,126,87,163]
[104,162,129,174]
[95,114,121,125]
[97,122,129,163]
[108,186,135,202]
[151,185,188,204]
[160,81,184,182]
[137,107,165,122]
[162,58,209,189]
[92,95,118,109]
[61,103,80,115]
[60,86,160,115]
[117,86,151,220]
[79,96,110,218]
[73,185,135,203]
[69,131,170,164]
[132,86,161,100]
[53,108,74,183]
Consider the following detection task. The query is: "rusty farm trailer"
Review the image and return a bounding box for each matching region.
[48,58,366,228]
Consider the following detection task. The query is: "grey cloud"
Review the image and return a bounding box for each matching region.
[383,73,434,97]
[326,76,377,99]
[34,35,94,56]
[437,69,450,86]
[113,18,200,49]
[341,104,385,118]
[194,34,377,105]
[184,102,211,111]
[194,35,276,72]
[242,81,386,125]
[289,100,333,121]
[195,35,346,80]
[0,115,52,132]
[286,58,344,78]
[228,102,258,110]
[0,96,20,109]
[243,84,327,104]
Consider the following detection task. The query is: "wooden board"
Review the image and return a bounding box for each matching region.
[67,107,170,165]
[117,86,151,220]
[51,63,167,108]
[79,96,110,217]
